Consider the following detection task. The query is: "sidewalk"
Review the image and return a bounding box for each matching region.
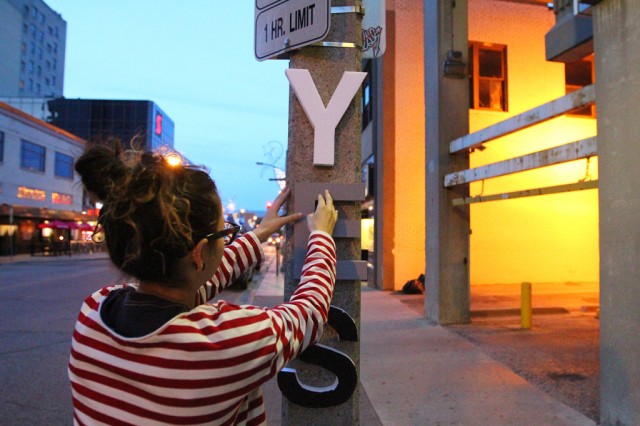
[250,253,596,425]
[0,251,110,265]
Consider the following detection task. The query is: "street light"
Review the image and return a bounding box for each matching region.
[256,162,287,189]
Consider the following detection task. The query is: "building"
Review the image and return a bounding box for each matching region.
[0,97,175,151]
[362,0,638,423]
[0,101,88,255]
[47,98,175,150]
[0,0,66,98]
[364,0,597,292]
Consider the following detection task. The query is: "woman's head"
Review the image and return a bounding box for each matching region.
[75,145,222,284]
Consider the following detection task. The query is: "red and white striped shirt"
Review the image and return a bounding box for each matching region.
[69,231,336,425]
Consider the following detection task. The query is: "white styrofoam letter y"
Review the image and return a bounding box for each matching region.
[286,68,367,166]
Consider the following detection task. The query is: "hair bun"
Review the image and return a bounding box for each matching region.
[75,145,128,201]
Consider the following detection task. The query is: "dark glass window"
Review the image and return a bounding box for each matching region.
[20,140,46,172]
[0,131,4,162]
[55,152,74,179]
[565,55,596,117]
[469,42,508,111]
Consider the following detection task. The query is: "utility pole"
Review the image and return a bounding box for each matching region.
[281,0,365,424]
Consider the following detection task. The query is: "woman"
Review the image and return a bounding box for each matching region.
[68,145,338,425]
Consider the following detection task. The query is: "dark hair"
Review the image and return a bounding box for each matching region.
[75,145,221,284]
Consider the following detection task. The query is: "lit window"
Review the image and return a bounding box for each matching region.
[565,55,596,117]
[18,186,46,201]
[362,61,373,130]
[55,152,74,179]
[469,41,508,111]
[155,113,163,135]
[20,140,46,172]
[52,192,73,205]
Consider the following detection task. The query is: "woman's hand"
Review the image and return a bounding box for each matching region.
[307,190,338,235]
[253,187,303,243]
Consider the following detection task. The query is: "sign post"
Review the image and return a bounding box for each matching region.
[277,1,365,425]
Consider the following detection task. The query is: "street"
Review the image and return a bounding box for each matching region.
[0,258,120,424]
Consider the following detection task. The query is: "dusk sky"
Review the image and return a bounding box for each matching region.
[45,0,291,212]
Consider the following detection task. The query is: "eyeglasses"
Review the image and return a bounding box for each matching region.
[203,221,241,246]
[90,223,105,244]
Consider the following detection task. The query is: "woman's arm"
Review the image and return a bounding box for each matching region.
[265,231,336,372]
[197,232,264,301]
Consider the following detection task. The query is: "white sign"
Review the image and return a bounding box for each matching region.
[362,0,386,58]
[286,68,367,166]
[255,0,331,61]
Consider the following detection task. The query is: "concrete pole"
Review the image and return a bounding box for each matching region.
[423,0,471,325]
[592,1,640,424]
[283,0,363,424]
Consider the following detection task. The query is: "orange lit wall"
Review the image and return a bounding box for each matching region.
[468,0,599,284]
[384,0,426,290]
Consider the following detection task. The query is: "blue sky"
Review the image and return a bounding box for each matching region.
[45,0,290,212]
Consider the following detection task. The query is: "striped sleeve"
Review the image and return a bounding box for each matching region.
[196,232,264,303]
[265,231,337,372]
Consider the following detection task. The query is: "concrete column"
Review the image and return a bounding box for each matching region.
[423,0,470,324]
[282,0,362,423]
[592,1,640,424]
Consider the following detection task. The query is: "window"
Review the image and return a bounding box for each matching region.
[28,61,34,73]
[20,61,25,73]
[469,42,508,111]
[20,140,46,172]
[0,131,4,162]
[18,186,46,201]
[52,192,73,205]
[565,55,596,117]
[362,61,373,130]
[55,152,74,179]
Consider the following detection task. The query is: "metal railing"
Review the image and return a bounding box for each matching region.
[445,84,597,205]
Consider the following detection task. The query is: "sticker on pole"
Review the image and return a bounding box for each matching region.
[255,0,331,61]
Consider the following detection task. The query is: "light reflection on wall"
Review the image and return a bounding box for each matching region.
[466,0,599,286]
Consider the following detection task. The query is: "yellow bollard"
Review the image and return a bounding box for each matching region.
[521,282,532,329]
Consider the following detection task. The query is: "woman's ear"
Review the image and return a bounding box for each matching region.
[191,239,208,271]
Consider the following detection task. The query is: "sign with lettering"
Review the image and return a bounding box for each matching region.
[255,0,331,61]
[286,68,367,166]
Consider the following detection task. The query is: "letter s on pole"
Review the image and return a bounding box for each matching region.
[277,306,359,407]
